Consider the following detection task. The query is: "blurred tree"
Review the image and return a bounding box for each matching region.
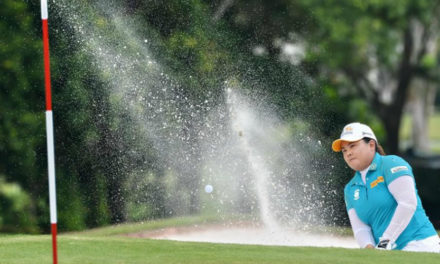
[203,0,354,139]
[0,176,38,233]
[299,0,440,154]
[9,0,436,232]
[0,0,46,232]
[213,0,440,153]
[407,80,437,154]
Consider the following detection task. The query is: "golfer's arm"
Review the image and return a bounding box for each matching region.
[381,176,417,243]
[348,209,375,248]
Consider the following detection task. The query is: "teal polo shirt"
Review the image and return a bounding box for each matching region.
[344,153,437,250]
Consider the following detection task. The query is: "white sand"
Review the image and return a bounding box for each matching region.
[136,225,358,248]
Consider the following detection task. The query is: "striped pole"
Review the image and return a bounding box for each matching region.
[40,1,58,263]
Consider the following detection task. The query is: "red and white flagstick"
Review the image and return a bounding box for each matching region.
[41,1,58,263]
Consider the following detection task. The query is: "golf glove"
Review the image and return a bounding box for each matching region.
[376,239,395,250]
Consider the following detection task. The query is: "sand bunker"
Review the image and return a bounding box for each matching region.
[128,224,358,248]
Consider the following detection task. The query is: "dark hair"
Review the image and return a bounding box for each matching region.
[362,137,386,155]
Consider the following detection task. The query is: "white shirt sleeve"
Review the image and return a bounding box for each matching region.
[348,208,375,248]
[381,175,417,243]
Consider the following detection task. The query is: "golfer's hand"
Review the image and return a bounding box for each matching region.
[376,239,394,250]
[365,244,374,249]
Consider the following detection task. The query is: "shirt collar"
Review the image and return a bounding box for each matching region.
[352,153,382,185]
[369,152,382,171]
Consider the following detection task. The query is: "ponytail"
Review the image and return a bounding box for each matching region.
[362,137,386,155]
[376,144,386,155]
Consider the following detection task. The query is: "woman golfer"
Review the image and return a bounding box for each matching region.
[332,122,440,252]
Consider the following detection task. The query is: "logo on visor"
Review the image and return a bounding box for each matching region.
[342,126,354,136]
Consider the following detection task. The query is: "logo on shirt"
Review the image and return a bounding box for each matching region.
[390,166,408,174]
[370,176,384,188]
[354,189,360,200]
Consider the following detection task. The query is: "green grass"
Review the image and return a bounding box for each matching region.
[1,216,439,264]
[0,233,439,264]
